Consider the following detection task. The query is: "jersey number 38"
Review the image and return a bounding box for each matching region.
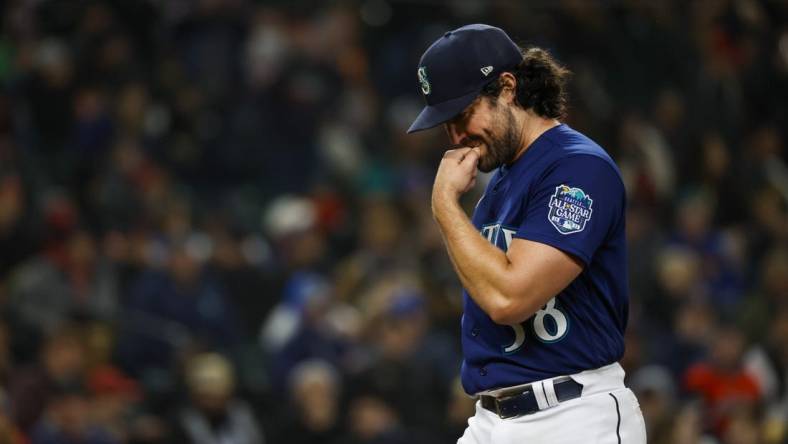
[480,224,570,354]
[503,297,569,353]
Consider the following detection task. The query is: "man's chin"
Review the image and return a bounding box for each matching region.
[477,160,498,173]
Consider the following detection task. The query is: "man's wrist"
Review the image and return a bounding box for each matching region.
[432,188,461,222]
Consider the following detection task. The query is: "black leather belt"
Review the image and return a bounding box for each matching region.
[479,377,584,419]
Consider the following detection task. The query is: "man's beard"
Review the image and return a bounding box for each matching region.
[476,106,520,173]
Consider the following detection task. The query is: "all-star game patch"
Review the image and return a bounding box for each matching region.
[548,185,593,234]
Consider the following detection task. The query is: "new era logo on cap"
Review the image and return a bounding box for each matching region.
[407,24,522,133]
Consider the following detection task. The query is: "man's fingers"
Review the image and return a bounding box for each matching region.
[443,147,473,161]
[460,147,480,167]
[443,149,463,160]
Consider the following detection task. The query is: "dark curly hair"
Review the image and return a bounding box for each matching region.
[481,47,571,119]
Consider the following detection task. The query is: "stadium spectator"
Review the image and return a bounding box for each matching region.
[277,359,344,444]
[0,1,786,442]
[174,353,264,444]
[29,381,118,444]
[684,325,761,435]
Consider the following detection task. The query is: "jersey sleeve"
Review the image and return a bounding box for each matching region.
[514,154,624,266]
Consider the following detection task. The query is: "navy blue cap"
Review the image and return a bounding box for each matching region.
[407,24,522,134]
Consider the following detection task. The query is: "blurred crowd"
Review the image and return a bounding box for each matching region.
[0,0,787,443]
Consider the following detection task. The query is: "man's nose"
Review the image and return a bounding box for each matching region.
[445,122,466,145]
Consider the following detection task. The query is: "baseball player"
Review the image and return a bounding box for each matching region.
[407,24,647,443]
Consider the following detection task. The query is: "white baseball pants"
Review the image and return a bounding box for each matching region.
[458,363,647,444]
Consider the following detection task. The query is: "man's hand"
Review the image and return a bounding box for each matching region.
[432,147,480,210]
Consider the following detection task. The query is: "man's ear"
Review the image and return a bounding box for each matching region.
[498,72,517,104]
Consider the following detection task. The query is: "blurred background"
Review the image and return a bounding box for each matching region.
[0,0,787,443]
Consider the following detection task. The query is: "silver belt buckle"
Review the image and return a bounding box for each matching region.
[494,388,530,419]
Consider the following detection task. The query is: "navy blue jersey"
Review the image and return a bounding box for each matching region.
[461,124,628,395]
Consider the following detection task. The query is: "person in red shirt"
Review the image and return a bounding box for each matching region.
[684,324,760,436]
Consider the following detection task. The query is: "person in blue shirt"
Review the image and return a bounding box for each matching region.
[407,24,647,443]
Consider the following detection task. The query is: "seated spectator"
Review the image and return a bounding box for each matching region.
[355,282,455,431]
[9,227,120,334]
[669,189,745,315]
[8,324,88,434]
[684,325,761,436]
[87,366,142,443]
[276,359,344,444]
[261,271,348,392]
[29,381,118,444]
[116,241,241,377]
[341,347,445,444]
[173,353,263,444]
[344,392,413,444]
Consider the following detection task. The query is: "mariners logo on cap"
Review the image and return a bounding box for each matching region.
[417,66,431,95]
[548,185,593,234]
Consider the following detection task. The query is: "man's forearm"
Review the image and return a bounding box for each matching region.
[432,194,516,322]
